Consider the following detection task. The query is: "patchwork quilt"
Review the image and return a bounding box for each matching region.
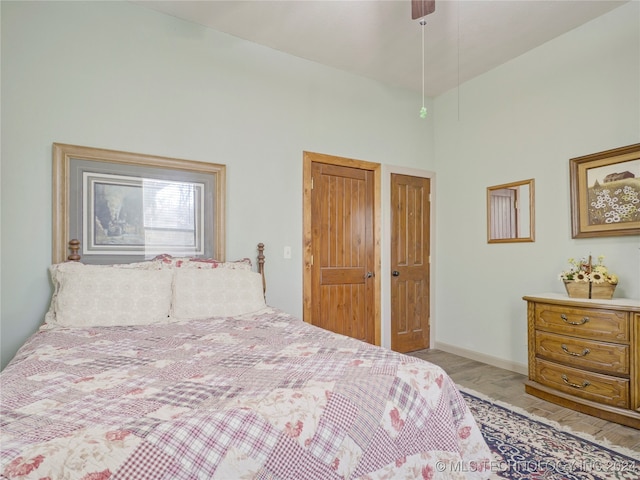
[1,308,491,479]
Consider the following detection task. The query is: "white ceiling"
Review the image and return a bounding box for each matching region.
[132,0,629,96]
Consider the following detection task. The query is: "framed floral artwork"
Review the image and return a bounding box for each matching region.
[569,143,640,238]
[52,143,226,264]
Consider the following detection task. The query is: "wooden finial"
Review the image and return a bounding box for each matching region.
[68,239,81,262]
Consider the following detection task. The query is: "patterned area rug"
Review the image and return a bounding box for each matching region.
[460,389,639,480]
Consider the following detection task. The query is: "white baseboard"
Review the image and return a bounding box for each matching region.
[434,341,528,376]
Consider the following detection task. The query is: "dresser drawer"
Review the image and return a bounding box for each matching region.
[534,359,629,408]
[535,331,629,375]
[535,303,628,342]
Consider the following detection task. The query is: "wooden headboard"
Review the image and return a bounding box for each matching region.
[66,239,266,295]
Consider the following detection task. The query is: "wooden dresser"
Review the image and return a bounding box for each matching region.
[524,294,640,429]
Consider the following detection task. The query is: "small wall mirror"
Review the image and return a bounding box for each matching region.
[487,179,535,243]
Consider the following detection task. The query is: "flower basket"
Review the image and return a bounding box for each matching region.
[560,255,618,300]
[563,280,616,300]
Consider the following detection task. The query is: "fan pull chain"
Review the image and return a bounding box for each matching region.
[420,19,427,118]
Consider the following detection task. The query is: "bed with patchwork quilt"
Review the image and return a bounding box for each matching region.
[1,252,491,479]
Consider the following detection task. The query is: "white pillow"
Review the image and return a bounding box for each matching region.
[45,260,164,325]
[172,268,266,319]
[48,263,173,327]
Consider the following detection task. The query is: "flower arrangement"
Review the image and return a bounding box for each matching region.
[559,255,618,299]
[559,255,618,285]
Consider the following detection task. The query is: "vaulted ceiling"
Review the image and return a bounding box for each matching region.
[133,0,628,96]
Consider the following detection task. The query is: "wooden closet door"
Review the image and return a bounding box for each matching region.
[309,161,375,343]
[390,173,431,353]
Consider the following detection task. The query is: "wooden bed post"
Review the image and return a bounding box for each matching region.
[257,243,266,297]
[68,239,81,262]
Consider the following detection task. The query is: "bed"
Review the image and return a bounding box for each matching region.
[0,244,491,479]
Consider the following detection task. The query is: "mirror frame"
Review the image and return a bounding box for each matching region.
[487,178,535,243]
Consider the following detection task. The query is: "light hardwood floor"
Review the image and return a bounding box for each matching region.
[408,349,640,453]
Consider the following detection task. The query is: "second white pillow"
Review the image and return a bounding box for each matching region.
[172,268,266,319]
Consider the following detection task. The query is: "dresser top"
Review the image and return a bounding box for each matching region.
[523,293,640,311]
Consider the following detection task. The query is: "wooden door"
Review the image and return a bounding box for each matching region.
[303,152,379,345]
[390,174,431,353]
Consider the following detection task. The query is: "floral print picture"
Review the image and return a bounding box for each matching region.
[586,159,640,225]
[570,143,640,238]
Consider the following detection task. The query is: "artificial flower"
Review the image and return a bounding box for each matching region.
[559,255,618,285]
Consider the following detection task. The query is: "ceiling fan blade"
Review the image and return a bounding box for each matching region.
[411,0,435,20]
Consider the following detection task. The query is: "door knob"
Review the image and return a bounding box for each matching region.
[365,271,373,279]
[392,271,400,276]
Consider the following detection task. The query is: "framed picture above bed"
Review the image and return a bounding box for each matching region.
[569,143,640,238]
[52,143,226,264]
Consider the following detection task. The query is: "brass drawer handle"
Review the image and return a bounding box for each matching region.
[561,344,590,357]
[560,313,589,325]
[561,374,590,389]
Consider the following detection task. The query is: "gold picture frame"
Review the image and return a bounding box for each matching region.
[569,143,640,238]
[486,178,535,243]
[52,143,226,264]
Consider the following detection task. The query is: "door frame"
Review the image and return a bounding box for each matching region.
[303,151,381,345]
[382,165,436,350]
